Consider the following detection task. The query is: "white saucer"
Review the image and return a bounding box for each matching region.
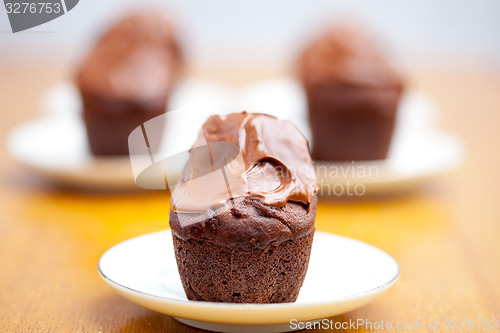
[6,79,234,190]
[314,129,465,195]
[98,230,399,333]
[236,78,465,195]
[7,77,464,193]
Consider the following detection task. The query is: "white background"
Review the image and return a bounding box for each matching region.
[1,0,499,72]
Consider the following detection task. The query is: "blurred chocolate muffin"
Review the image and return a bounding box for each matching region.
[169,112,319,303]
[76,12,182,156]
[299,24,404,161]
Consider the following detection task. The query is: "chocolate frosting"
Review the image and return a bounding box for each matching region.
[171,112,319,213]
[76,12,182,105]
[299,24,403,89]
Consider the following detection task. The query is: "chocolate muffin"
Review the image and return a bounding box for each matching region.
[76,13,182,156]
[299,24,404,161]
[169,112,319,303]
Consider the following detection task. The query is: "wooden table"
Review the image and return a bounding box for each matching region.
[1,63,499,332]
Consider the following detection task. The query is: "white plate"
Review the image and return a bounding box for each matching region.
[98,230,399,333]
[7,77,464,193]
[314,129,465,196]
[6,79,235,190]
[235,78,465,195]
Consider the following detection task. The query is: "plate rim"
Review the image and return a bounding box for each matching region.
[98,230,399,323]
[7,80,464,193]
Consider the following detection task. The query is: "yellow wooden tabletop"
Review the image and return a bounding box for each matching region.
[0,63,499,332]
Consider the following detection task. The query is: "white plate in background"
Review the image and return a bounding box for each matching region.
[6,79,234,190]
[7,77,464,193]
[236,78,465,195]
[99,230,399,333]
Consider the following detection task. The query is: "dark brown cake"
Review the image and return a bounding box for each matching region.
[170,197,317,303]
[76,12,182,156]
[299,24,404,161]
[169,112,319,303]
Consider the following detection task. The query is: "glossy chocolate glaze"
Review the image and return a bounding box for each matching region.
[171,112,318,212]
[169,112,319,249]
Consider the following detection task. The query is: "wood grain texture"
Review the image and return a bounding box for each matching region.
[0,63,499,332]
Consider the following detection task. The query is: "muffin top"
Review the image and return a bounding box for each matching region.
[299,24,403,89]
[171,112,318,213]
[76,12,182,104]
[170,196,317,250]
[170,112,318,249]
